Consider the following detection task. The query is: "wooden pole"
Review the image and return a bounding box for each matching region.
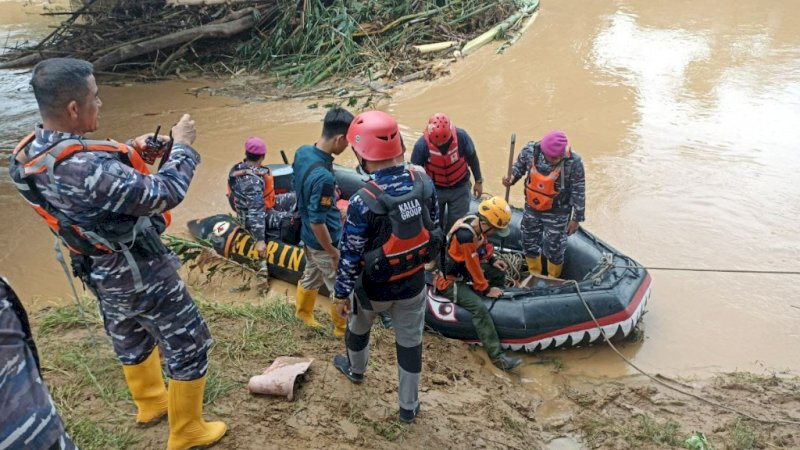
[504,133,516,202]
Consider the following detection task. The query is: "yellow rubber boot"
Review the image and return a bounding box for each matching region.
[329,303,347,338]
[547,260,564,278]
[121,346,168,427]
[295,283,322,328]
[167,375,227,450]
[526,256,543,276]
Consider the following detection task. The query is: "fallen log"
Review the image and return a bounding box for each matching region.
[0,53,44,69]
[91,10,258,70]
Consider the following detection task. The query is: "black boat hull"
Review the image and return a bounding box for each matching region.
[187,164,651,351]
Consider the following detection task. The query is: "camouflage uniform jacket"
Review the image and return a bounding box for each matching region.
[0,277,76,450]
[21,125,200,284]
[510,141,586,221]
[228,160,269,241]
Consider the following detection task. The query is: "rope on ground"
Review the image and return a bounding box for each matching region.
[53,237,98,347]
[568,279,800,426]
[614,265,800,275]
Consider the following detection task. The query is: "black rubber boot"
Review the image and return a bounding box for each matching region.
[492,353,522,371]
[399,404,421,424]
[333,354,364,384]
[378,310,393,329]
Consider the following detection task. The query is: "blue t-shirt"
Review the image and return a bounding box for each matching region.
[291,144,342,250]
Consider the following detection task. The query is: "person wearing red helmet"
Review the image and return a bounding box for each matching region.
[411,113,484,231]
[331,110,441,424]
[502,131,586,278]
[226,136,297,257]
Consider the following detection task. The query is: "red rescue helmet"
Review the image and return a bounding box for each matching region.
[426,113,453,147]
[346,110,403,161]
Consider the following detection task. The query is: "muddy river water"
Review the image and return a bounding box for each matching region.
[1,0,799,382]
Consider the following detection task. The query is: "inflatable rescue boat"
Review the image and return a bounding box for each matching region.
[187,165,651,352]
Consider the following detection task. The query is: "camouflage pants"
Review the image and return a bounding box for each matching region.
[521,209,570,264]
[0,278,76,450]
[88,253,213,381]
[265,192,297,230]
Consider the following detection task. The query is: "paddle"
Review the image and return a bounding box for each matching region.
[500,133,516,250]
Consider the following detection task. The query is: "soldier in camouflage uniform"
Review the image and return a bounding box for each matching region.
[331,111,440,424]
[502,131,586,278]
[227,136,297,256]
[9,58,225,450]
[0,276,76,450]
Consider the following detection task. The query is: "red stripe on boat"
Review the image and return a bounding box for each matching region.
[467,274,652,345]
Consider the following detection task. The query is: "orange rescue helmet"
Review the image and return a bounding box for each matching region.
[477,196,512,237]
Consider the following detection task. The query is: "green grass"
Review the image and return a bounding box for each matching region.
[64,417,137,450]
[726,418,756,450]
[580,414,683,447]
[197,296,296,322]
[37,295,101,336]
[45,342,137,450]
[203,370,239,405]
[199,297,301,364]
[374,420,408,442]
[636,415,682,447]
[44,342,130,406]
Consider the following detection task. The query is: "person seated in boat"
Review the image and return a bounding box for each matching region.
[227,136,297,257]
[411,113,485,232]
[434,197,523,371]
[502,131,585,278]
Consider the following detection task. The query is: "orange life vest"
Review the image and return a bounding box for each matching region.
[9,133,171,257]
[434,215,494,292]
[524,147,571,211]
[227,165,275,211]
[423,125,468,187]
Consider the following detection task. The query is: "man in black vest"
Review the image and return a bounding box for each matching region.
[331,111,440,423]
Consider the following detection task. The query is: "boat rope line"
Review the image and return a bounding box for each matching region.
[568,279,800,426]
[53,237,98,347]
[613,265,800,275]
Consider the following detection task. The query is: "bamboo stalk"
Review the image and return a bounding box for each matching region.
[413,41,457,54]
[452,2,497,25]
[352,7,442,38]
[461,0,539,56]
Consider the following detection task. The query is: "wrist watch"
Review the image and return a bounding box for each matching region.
[475,178,483,183]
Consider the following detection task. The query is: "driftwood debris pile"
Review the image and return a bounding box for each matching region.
[2,0,539,87]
